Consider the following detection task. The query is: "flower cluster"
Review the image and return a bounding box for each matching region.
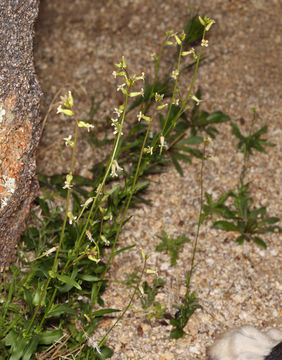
[57,91,74,116]
[112,56,145,97]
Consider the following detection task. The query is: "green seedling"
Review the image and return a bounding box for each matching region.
[212,183,281,248]
[156,231,191,265]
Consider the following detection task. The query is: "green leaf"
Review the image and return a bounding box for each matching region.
[213,221,240,232]
[231,122,244,140]
[172,151,193,163]
[181,147,203,158]
[170,327,185,339]
[5,331,29,360]
[46,304,76,318]
[206,111,230,124]
[22,336,39,360]
[92,308,120,317]
[236,235,245,245]
[253,236,267,249]
[170,154,184,176]
[181,135,203,145]
[94,346,114,360]
[77,274,101,282]
[5,330,17,346]
[57,274,82,290]
[258,217,280,226]
[184,15,204,44]
[259,226,282,233]
[156,231,190,265]
[249,207,266,219]
[112,244,136,257]
[253,125,267,137]
[38,329,63,345]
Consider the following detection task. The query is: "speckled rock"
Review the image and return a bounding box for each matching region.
[0,0,41,270]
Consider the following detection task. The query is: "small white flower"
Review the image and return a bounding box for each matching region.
[67,211,77,225]
[201,39,209,47]
[112,71,117,78]
[159,136,168,154]
[111,160,123,177]
[57,105,62,114]
[63,182,72,190]
[144,146,153,155]
[173,99,180,106]
[64,135,74,147]
[63,174,73,189]
[113,107,122,117]
[117,83,126,92]
[137,111,143,122]
[171,69,179,80]
[111,121,123,136]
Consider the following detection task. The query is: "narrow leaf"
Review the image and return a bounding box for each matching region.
[57,274,82,290]
[213,221,240,232]
[38,330,63,345]
[253,236,267,249]
[92,308,121,317]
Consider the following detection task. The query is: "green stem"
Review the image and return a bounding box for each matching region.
[161,40,183,135]
[186,140,207,294]
[240,107,256,186]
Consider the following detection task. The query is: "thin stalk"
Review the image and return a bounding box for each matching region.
[161,40,183,135]
[240,108,256,186]
[186,140,207,293]
[144,34,169,113]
